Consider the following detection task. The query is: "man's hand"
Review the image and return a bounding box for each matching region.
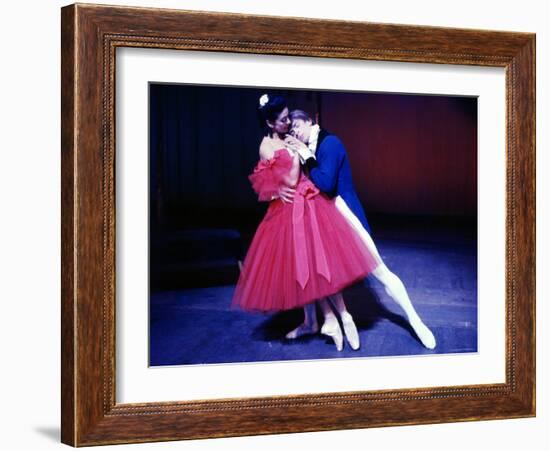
[277,185,295,203]
[285,136,315,163]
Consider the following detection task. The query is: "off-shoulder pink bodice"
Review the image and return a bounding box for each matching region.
[248,148,319,202]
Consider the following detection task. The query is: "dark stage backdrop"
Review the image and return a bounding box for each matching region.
[321,92,477,216]
[149,84,477,289]
[149,85,322,231]
[150,84,476,229]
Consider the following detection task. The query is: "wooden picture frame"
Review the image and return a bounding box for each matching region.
[61,3,535,446]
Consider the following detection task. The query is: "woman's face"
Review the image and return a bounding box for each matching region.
[267,107,290,136]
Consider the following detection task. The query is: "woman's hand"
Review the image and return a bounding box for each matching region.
[270,185,295,203]
[277,185,295,203]
[284,135,306,151]
[284,136,315,163]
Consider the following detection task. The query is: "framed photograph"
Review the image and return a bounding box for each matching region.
[61,3,535,446]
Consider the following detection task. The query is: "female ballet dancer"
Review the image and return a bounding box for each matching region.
[231,94,380,351]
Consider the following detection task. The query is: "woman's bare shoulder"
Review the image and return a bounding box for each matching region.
[259,136,276,160]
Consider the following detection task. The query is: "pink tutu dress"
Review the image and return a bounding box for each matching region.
[232,148,379,312]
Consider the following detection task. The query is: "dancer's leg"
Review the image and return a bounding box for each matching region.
[334,197,436,349]
[285,303,319,339]
[328,293,360,350]
[371,264,436,349]
[318,298,344,351]
[334,196,383,262]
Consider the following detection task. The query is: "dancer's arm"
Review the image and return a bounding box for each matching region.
[305,136,344,194]
[282,150,301,187]
[257,141,297,203]
[259,140,274,160]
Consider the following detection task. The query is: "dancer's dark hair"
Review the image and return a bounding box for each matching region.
[257,94,287,136]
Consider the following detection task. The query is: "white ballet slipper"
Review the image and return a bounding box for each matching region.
[341,312,360,351]
[321,321,344,351]
[285,322,319,339]
[410,317,436,349]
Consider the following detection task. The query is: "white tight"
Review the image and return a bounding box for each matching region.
[333,196,423,325]
[291,197,435,349]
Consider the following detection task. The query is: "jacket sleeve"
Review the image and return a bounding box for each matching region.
[308,136,344,194]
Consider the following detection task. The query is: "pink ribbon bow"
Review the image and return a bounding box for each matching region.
[292,178,332,289]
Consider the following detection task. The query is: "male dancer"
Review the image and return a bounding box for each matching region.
[281,110,436,350]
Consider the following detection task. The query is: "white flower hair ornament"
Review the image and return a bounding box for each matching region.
[259,94,269,108]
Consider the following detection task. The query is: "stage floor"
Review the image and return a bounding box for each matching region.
[149,222,477,366]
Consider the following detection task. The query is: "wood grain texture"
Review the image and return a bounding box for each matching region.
[61,3,536,446]
[60,5,76,446]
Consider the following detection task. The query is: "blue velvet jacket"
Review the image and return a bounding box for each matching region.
[307,129,372,234]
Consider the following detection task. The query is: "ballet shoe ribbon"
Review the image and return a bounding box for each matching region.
[292,178,331,289]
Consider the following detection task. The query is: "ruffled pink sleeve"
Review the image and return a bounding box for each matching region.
[248,149,293,201]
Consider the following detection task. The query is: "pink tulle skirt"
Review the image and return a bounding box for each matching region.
[232,180,379,312]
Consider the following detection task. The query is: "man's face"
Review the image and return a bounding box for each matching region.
[290,118,312,143]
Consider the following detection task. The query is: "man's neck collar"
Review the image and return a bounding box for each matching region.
[308,124,321,147]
